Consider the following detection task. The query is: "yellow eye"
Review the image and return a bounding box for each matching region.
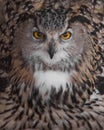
[60,32,72,40]
[33,31,44,39]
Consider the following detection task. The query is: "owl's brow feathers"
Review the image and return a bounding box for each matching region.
[69,15,90,24]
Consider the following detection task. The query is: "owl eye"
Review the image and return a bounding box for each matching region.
[33,31,45,39]
[60,31,72,40]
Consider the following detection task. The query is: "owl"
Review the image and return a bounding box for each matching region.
[0,0,104,130]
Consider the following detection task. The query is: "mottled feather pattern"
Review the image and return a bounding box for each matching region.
[0,0,104,130]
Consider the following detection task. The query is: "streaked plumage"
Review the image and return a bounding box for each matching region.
[0,0,104,130]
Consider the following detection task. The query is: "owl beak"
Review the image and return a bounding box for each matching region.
[48,41,56,59]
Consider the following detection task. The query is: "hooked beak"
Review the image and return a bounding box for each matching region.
[48,41,56,59]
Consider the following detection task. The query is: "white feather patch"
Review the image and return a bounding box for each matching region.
[90,89,102,100]
[34,70,73,94]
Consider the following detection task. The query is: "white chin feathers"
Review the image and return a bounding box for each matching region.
[34,70,73,95]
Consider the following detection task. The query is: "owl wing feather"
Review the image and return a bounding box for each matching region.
[92,0,104,94]
[0,0,11,92]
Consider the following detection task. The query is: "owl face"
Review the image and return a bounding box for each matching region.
[14,9,91,95]
[15,17,88,69]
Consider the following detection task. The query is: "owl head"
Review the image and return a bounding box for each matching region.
[14,8,91,68]
[10,7,102,105]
